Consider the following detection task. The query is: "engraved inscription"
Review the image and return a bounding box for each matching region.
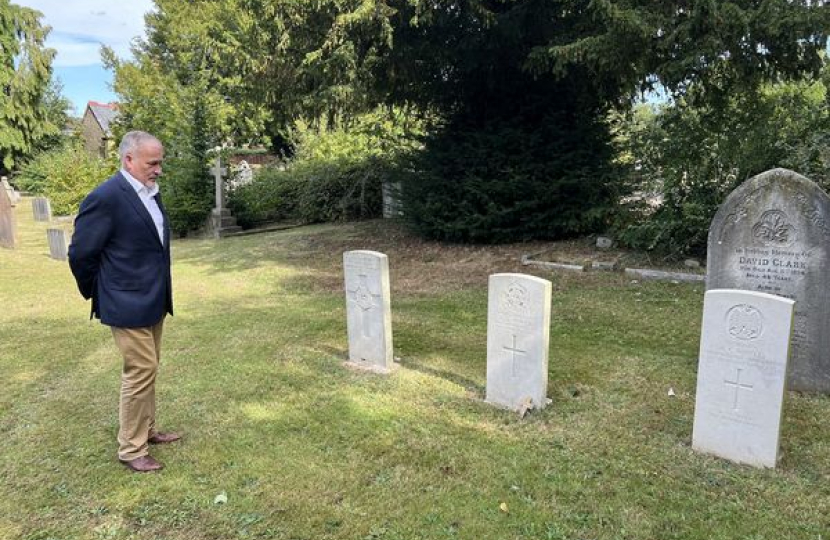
[727,304,763,341]
[496,281,533,331]
[500,281,529,313]
[724,368,754,411]
[344,255,380,272]
[347,274,380,338]
[752,210,797,246]
[502,334,527,378]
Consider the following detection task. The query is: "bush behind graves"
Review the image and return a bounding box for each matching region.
[613,64,830,259]
[228,111,420,227]
[401,109,619,243]
[13,142,117,216]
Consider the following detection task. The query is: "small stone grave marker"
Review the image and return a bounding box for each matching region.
[382,181,403,218]
[486,273,551,412]
[46,228,69,261]
[596,236,613,249]
[32,197,52,222]
[344,250,393,372]
[707,168,830,392]
[0,186,16,249]
[692,289,794,468]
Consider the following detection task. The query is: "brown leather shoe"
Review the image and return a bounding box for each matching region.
[149,432,182,444]
[120,455,163,472]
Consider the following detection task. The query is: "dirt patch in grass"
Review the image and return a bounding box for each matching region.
[260,220,678,294]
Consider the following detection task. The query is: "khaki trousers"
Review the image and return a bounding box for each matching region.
[111,319,164,461]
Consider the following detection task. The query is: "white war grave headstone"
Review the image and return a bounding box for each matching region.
[46,228,69,261]
[32,196,52,222]
[485,273,551,412]
[692,289,794,468]
[344,250,394,373]
[0,185,15,248]
[707,168,830,392]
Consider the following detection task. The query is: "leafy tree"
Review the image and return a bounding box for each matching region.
[14,140,116,216]
[384,0,828,242]
[614,59,830,258]
[524,0,830,105]
[0,0,61,171]
[111,0,829,239]
[132,0,407,151]
[104,46,217,235]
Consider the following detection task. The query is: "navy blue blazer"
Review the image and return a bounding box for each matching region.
[68,172,173,328]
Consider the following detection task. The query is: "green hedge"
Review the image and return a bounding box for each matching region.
[228,112,419,228]
[13,143,117,216]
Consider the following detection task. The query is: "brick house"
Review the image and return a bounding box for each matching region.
[81,101,119,158]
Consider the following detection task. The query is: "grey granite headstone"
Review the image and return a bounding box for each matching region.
[692,289,794,468]
[32,197,52,222]
[382,181,403,218]
[486,273,551,412]
[707,168,830,392]
[46,228,69,261]
[0,186,15,249]
[344,250,394,373]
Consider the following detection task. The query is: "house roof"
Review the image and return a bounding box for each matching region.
[86,101,120,136]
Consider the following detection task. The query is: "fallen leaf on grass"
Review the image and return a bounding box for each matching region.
[518,397,534,418]
[499,502,509,513]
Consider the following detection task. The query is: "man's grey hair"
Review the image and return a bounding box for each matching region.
[118,131,162,162]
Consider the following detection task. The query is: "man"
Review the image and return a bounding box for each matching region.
[69,131,180,473]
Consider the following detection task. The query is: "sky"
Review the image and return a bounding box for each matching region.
[15,0,156,116]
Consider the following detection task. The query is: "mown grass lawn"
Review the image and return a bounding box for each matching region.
[1,199,829,540]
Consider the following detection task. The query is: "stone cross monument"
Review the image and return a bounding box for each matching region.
[207,155,241,238]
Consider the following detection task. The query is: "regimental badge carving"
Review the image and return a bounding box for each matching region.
[500,281,529,314]
[726,304,764,341]
[348,275,378,312]
[751,210,797,246]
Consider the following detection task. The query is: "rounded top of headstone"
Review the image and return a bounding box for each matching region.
[343,250,388,260]
[489,273,552,288]
[718,168,828,209]
[708,168,830,249]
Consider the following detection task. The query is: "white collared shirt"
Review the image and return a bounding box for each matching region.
[121,168,165,245]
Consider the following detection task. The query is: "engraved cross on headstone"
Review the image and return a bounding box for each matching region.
[210,156,228,213]
[347,274,381,338]
[503,334,527,377]
[724,368,754,411]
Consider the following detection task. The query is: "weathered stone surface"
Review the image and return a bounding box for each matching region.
[596,236,613,249]
[707,168,830,392]
[486,273,551,411]
[382,181,403,218]
[344,250,393,372]
[1,177,18,206]
[32,197,52,222]
[0,186,15,249]
[692,289,794,468]
[47,228,69,261]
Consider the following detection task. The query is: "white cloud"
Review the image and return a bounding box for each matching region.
[15,0,156,67]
